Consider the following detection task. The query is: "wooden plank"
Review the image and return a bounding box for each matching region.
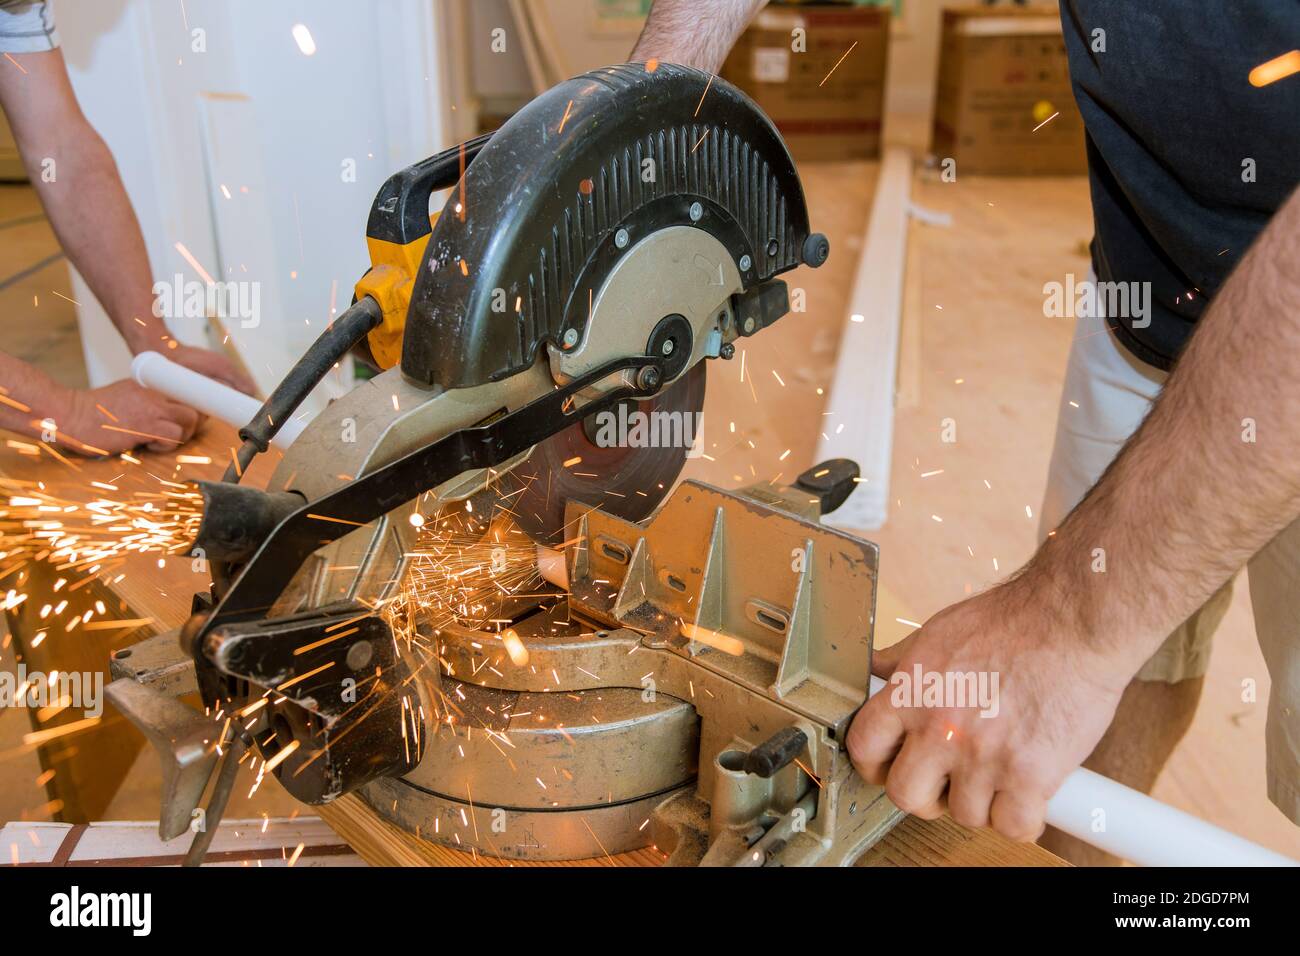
[894,212,927,411]
[317,791,1064,867]
[815,146,913,531]
[857,815,1068,867]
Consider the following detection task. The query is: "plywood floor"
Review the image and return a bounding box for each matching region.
[0,185,85,388]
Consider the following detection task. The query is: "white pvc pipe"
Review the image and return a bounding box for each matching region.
[131,351,305,449]
[865,675,1296,866]
[1046,766,1297,867]
[536,546,567,589]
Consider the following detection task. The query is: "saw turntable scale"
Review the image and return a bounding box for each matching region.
[107,63,905,866]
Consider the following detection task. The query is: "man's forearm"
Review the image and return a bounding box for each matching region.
[632,0,766,73]
[2,48,171,355]
[0,352,77,441]
[1025,185,1300,673]
[27,119,169,354]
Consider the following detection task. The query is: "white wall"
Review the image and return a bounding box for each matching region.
[58,0,451,412]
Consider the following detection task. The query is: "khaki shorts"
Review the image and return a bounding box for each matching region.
[1039,294,1300,824]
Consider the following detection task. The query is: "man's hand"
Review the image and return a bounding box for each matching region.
[166,344,256,395]
[846,581,1131,841]
[60,380,204,455]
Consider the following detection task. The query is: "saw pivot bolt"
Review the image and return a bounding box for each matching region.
[646,314,693,380]
[720,342,736,360]
[636,366,662,391]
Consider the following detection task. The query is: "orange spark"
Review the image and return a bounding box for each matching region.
[1249,50,1300,87]
[819,41,858,87]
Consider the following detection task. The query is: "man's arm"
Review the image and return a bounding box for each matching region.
[847,184,1300,842]
[632,0,766,73]
[0,48,254,394]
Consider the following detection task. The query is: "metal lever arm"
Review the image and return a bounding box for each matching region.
[194,352,667,647]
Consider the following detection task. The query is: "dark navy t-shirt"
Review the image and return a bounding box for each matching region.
[1060,2,1300,370]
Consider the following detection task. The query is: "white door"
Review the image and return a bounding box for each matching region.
[57,0,453,415]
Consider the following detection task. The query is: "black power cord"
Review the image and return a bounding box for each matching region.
[208,295,383,591]
[221,296,383,484]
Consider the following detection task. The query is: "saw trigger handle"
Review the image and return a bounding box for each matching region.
[357,133,495,370]
[365,131,493,245]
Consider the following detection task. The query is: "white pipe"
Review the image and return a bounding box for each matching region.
[131,351,305,449]
[536,546,567,589]
[865,675,1296,866]
[1046,766,1297,867]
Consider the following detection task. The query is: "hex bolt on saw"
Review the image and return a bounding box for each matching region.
[111,64,1294,868]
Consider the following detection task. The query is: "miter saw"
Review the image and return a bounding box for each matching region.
[107,63,902,866]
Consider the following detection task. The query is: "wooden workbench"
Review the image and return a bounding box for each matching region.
[0,422,1062,866]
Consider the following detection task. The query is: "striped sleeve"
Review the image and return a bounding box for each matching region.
[0,0,58,53]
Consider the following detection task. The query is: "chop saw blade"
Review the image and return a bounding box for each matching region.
[505,361,705,546]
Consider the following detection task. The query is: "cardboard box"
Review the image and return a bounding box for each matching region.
[932,7,1088,175]
[721,3,890,162]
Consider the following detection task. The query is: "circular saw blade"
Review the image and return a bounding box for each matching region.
[503,362,706,546]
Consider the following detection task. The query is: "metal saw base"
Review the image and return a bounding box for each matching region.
[360,777,693,862]
[353,474,905,865]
